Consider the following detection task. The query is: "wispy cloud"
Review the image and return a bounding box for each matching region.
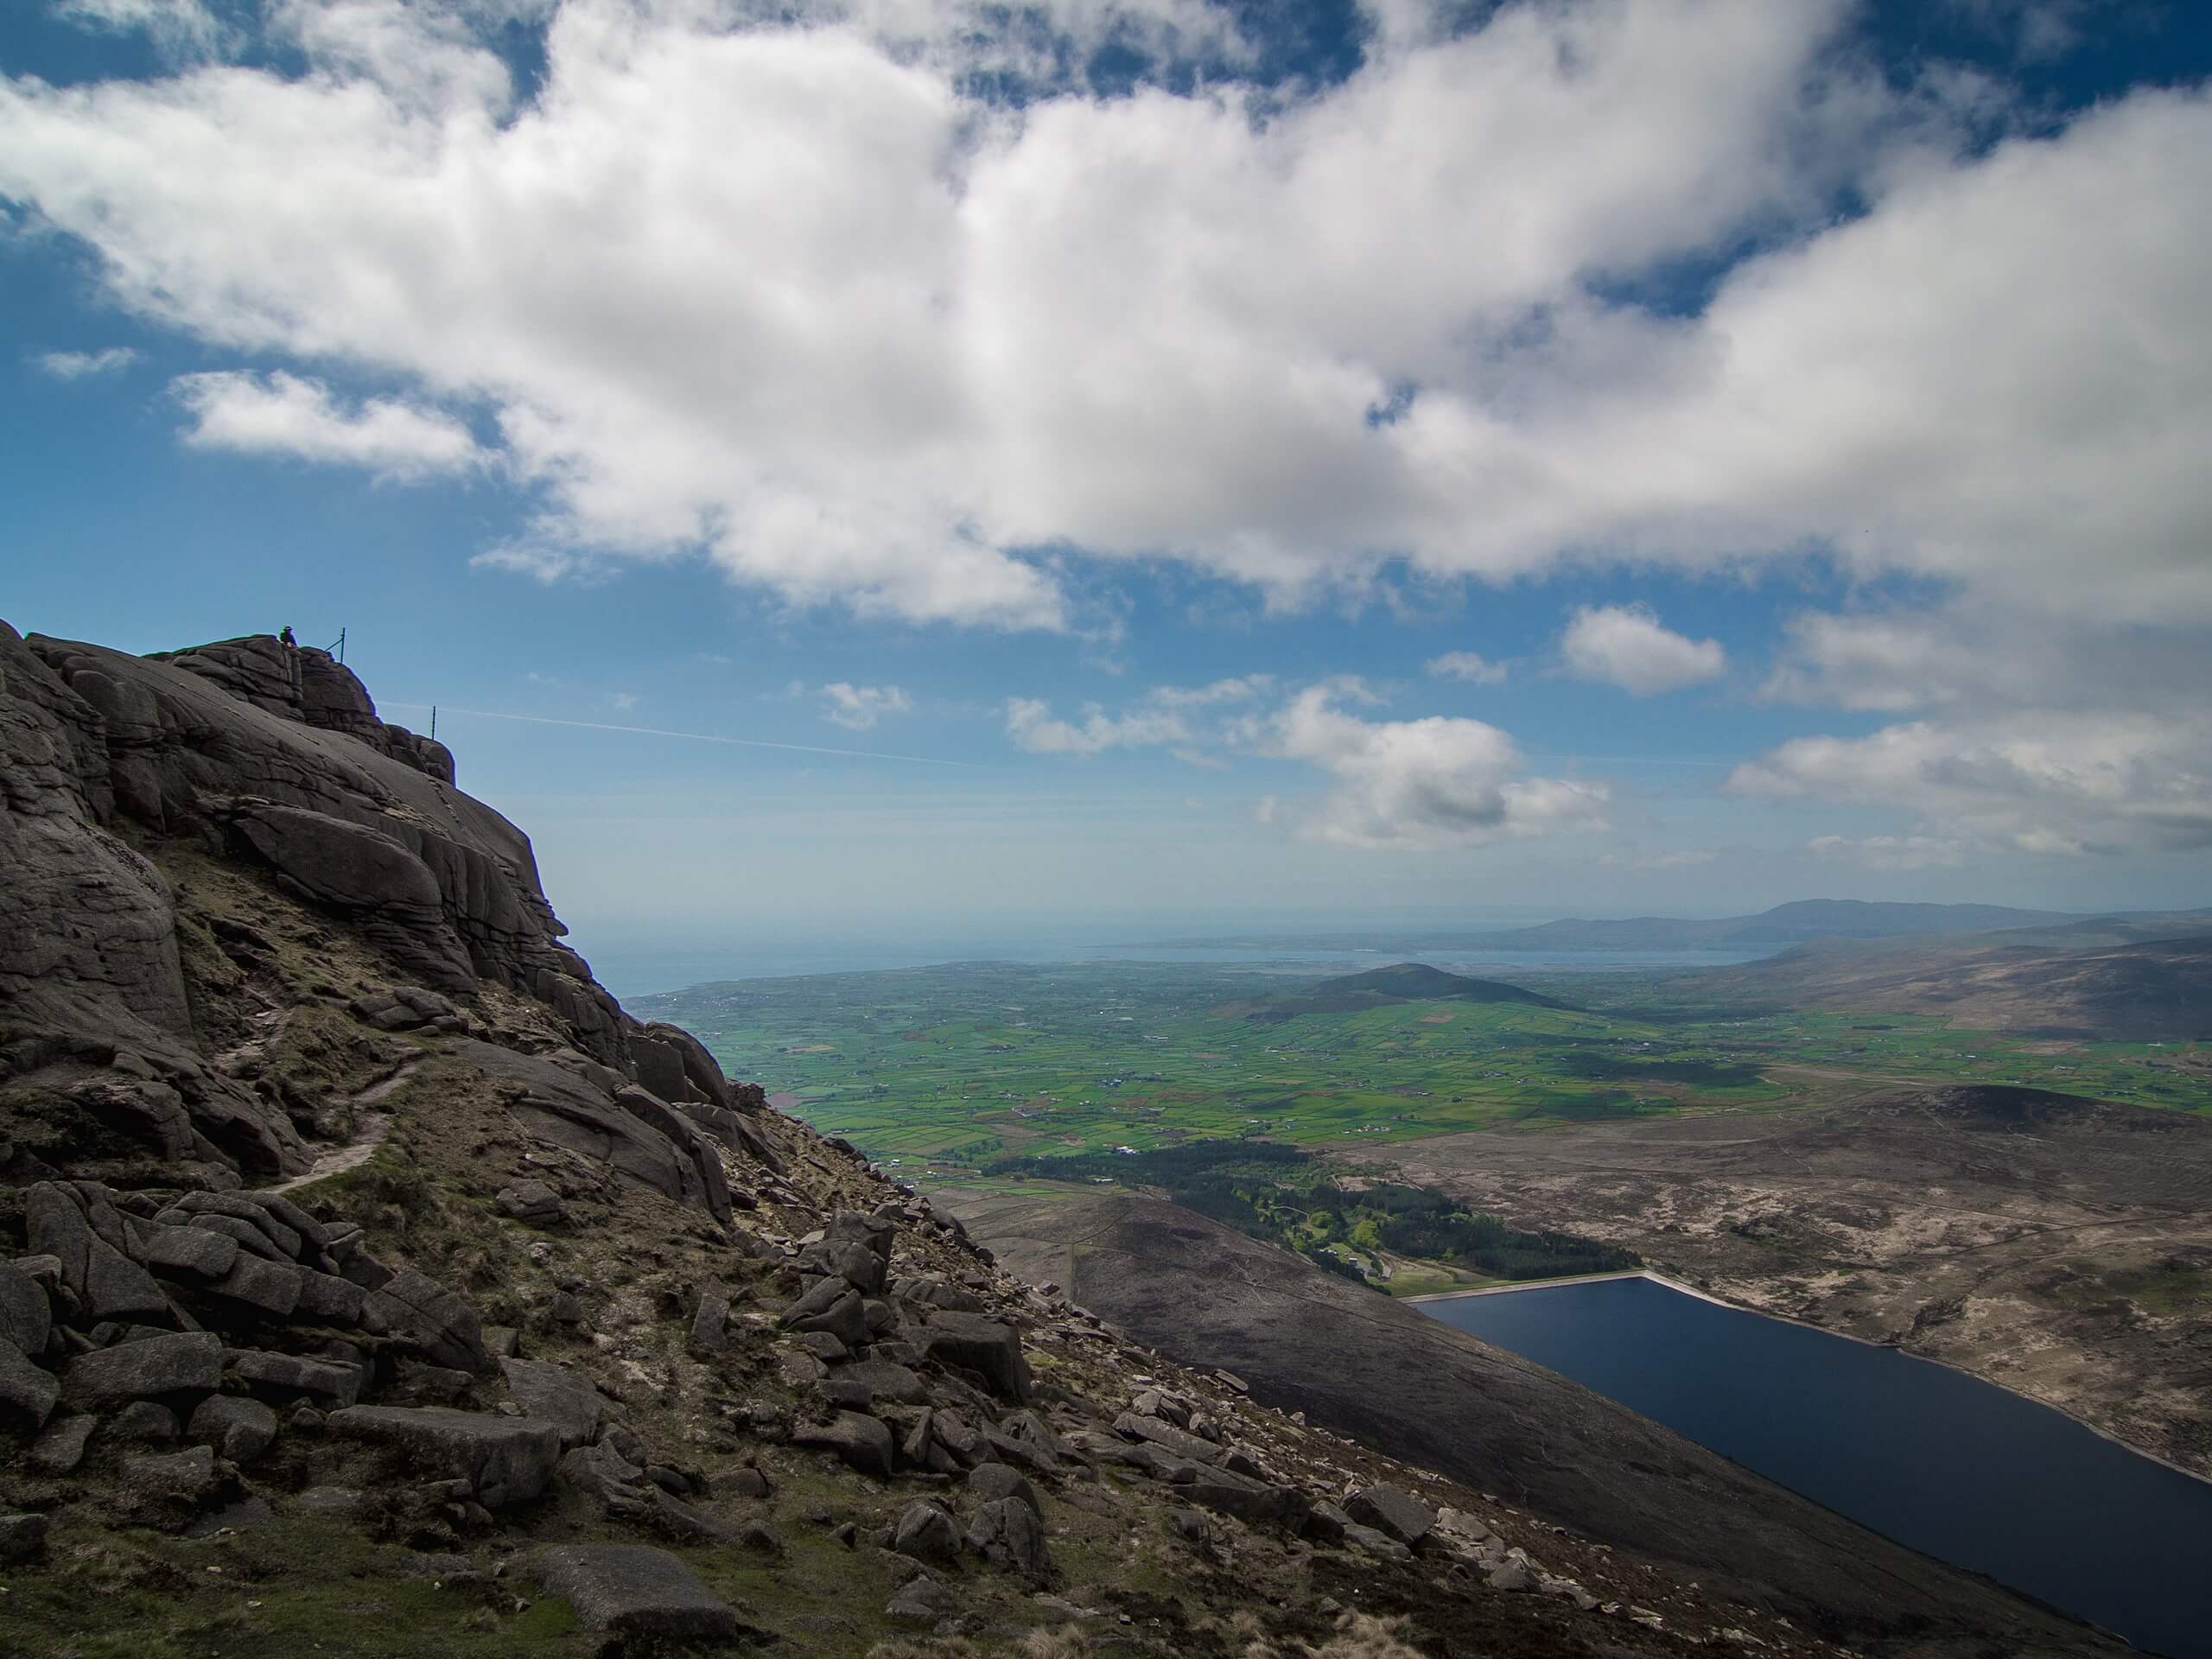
[36,346,138,379]
[1426,652,1508,686]
[1147,675,1274,708]
[50,0,229,60]
[1808,834,1968,872]
[378,703,976,767]
[1600,848,1720,870]
[821,682,913,731]
[1004,697,1189,756]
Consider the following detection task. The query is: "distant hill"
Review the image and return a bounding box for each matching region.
[1685,934,2212,1040]
[1220,961,1575,1021]
[1147,899,2212,955]
[1459,899,2082,951]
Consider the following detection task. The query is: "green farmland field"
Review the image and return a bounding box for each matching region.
[636,959,2212,1185]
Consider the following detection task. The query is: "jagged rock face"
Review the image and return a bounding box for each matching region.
[25,628,582,1003]
[0,625,204,1103]
[146,635,456,785]
[0,622,750,1185]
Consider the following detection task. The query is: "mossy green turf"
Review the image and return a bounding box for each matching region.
[638,962,2212,1185]
[0,1515,585,1659]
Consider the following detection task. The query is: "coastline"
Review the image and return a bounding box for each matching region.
[1409,1268,2212,1490]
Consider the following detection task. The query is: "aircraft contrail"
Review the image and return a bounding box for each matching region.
[381,702,980,767]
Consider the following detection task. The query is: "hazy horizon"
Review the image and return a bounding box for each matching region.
[568,893,2209,999]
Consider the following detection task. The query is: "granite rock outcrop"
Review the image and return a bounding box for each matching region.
[1,625,766,1194]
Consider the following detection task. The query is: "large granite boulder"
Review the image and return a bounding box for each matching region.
[968,1461,1042,1515]
[798,1210,893,1293]
[792,1410,894,1478]
[1346,1484,1436,1549]
[328,1407,562,1508]
[534,1546,741,1640]
[227,1349,365,1408]
[364,1270,489,1374]
[919,1312,1033,1404]
[1116,1410,1222,1466]
[1174,1465,1311,1531]
[188,1395,278,1462]
[0,1262,52,1356]
[892,1499,962,1564]
[119,1444,222,1513]
[612,1085,732,1224]
[126,1218,238,1281]
[26,1183,172,1324]
[460,1043,698,1213]
[499,1357,605,1449]
[636,1020,738,1111]
[226,803,478,995]
[60,1332,223,1410]
[968,1494,1050,1574]
[207,1254,304,1317]
[0,1338,59,1429]
[785,1286,870,1349]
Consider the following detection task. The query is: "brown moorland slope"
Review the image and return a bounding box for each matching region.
[1680,934,2212,1039]
[957,1185,2135,1656]
[1360,1083,2212,1477]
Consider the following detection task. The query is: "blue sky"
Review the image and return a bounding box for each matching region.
[5,0,2211,953]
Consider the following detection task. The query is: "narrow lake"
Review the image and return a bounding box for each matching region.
[1419,1275,2212,1659]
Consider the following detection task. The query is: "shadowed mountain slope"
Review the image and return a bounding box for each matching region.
[1681,933,2212,1039]
[958,1186,2130,1656]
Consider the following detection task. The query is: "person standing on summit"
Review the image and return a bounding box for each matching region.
[279,625,296,647]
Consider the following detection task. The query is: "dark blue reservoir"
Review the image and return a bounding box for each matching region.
[1420,1274,2212,1659]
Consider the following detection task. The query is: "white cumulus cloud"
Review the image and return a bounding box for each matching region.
[1561,604,1726,696]
[820,682,913,731]
[1730,714,2212,857]
[1268,683,1607,849]
[172,371,486,480]
[2,0,2207,639]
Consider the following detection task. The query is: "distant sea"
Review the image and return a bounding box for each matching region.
[582,932,1780,1001]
